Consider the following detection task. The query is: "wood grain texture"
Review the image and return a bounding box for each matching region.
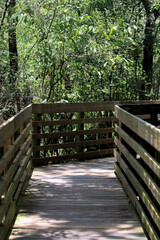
[32,117,117,127]
[32,127,114,139]
[114,149,160,232]
[114,124,160,178]
[0,122,32,175]
[115,105,160,151]
[0,135,32,196]
[32,101,160,114]
[9,158,147,240]
[114,137,160,206]
[0,104,32,147]
[32,102,116,113]
[115,163,159,240]
[33,149,113,165]
[32,138,114,152]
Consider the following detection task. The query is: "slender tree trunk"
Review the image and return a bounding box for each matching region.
[8,0,21,111]
[0,0,11,31]
[8,0,18,84]
[140,0,159,99]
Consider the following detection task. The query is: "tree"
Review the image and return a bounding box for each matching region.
[0,0,11,31]
[140,0,160,99]
[8,0,18,84]
[1,0,160,120]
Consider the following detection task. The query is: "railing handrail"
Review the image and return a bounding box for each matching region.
[115,104,160,151]
[0,104,32,147]
[32,100,160,113]
[114,103,160,240]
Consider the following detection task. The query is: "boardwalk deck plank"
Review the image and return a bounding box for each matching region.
[9,158,147,240]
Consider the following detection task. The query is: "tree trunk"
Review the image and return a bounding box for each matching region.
[140,0,159,99]
[8,0,21,111]
[8,0,18,84]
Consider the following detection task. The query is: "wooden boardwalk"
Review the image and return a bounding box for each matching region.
[9,158,147,240]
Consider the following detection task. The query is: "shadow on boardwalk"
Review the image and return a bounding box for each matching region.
[9,158,147,240]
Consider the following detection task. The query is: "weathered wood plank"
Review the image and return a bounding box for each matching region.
[32,101,160,114]
[33,149,113,165]
[0,160,32,240]
[9,158,147,240]
[32,102,116,113]
[0,122,32,175]
[114,150,160,231]
[14,158,33,202]
[32,116,117,127]
[0,104,32,147]
[115,105,160,151]
[32,138,114,152]
[32,127,115,139]
[0,202,16,240]
[115,162,159,240]
[0,156,32,226]
[114,136,160,206]
[115,124,160,178]
[0,135,32,196]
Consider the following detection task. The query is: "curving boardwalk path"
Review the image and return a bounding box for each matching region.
[9,158,147,240]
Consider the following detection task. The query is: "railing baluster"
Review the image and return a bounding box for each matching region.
[33,113,41,160]
[77,112,84,160]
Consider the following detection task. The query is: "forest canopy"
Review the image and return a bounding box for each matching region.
[0,0,160,119]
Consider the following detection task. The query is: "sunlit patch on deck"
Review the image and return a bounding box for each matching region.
[9,158,147,240]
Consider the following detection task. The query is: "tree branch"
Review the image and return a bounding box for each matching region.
[47,7,57,33]
[0,0,11,31]
[21,7,57,69]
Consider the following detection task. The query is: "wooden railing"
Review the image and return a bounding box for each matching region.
[0,100,160,240]
[32,102,117,165]
[0,104,32,240]
[114,103,160,240]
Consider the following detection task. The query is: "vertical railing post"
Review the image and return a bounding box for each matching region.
[150,106,158,127]
[0,146,4,205]
[77,112,84,160]
[118,120,122,154]
[33,113,41,160]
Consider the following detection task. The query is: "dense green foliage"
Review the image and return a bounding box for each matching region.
[0,0,160,118]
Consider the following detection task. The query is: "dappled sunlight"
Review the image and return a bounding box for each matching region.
[15,214,70,226]
[10,225,146,240]
[33,160,116,179]
[9,158,147,240]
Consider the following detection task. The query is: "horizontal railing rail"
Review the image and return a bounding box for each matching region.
[32,102,117,165]
[32,101,160,165]
[0,104,32,240]
[114,103,160,240]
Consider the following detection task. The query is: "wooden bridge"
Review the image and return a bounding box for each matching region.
[0,101,160,240]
